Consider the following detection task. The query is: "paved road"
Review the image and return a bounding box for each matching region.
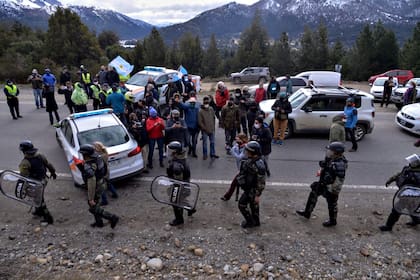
[0,90,418,189]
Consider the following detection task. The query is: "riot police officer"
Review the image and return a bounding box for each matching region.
[19,140,56,224]
[166,141,196,226]
[379,154,420,231]
[296,142,348,227]
[236,141,266,228]
[78,144,119,228]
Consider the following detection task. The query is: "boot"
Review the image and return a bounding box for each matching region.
[379,210,400,231]
[296,191,317,219]
[41,213,54,225]
[169,219,184,226]
[240,211,254,228]
[379,225,392,231]
[296,210,310,219]
[110,215,119,229]
[406,216,420,226]
[323,201,337,227]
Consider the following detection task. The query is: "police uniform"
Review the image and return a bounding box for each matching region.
[237,157,266,228]
[167,146,195,226]
[380,165,420,231]
[297,142,348,227]
[19,147,56,224]
[81,149,119,228]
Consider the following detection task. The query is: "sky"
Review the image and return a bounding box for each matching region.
[60,0,260,26]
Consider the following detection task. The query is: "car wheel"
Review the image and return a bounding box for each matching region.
[233,77,240,84]
[395,103,402,110]
[284,122,294,139]
[355,124,367,142]
[258,77,266,84]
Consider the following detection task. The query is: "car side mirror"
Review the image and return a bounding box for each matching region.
[304,106,312,113]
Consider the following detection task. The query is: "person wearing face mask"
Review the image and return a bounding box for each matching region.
[251,117,272,176]
[215,81,229,119]
[221,98,240,154]
[198,96,219,160]
[165,110,188,153]
[4,79,22,120]
[296,142,348,227]
[234,88,248,136]
[180,97,200,158]
[271,92,292,145]
[344,97,358,152]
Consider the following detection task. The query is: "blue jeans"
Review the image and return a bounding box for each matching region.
[148,138,164,166]
[33,88,43,108]
[202,131,215,156]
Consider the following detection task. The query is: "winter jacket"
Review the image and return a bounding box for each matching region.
[198,105,216,134]
[251,124,272,156]
[180,102,200,129]
[106,91,125,114]
[254,88,266,104]
[329,115,345,143]
[344,106,358,129]
[146,117,165,139]
[71,83,88,105]
[267,80,281,98]
[221,104,239,130]
[271,98,292,120]
[215,88,229,107]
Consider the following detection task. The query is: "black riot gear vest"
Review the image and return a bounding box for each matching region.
[26,155,47,180]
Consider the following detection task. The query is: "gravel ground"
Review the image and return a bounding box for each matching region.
[0,178,419,280]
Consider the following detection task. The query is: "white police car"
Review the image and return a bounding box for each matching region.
[125,66,181,105]
[55,109,143,186]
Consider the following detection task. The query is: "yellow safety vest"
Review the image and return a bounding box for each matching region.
[82,73,91,84]
[4,84,17,98]
[90,84,100,100]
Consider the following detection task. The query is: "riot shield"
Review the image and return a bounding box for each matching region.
[150,176,199,210]
[0,170,45,208]
[393,185,420,218]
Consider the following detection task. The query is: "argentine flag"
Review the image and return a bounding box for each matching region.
[109,56,134,77]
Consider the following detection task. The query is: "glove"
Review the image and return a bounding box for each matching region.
[51,173,57,180]
[385,179,393,187]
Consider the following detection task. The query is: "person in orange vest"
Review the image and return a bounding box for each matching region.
[3,79,22,120]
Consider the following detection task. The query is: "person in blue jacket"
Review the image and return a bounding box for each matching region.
[180,97,200,158]
[343,97,358,152]
[106,83,126,125]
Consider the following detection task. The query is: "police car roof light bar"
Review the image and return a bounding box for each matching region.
[144,66,166,72]
[70,109,113,120]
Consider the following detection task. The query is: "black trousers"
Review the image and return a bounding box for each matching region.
[237,116,248,136]
[48,110,60,125]
[238,191,260,225]
[345,127,358,150]
[187,127,199,155]
[7,98,20,119]
[384,208,420,228]
[304,184,339,222]
[381,92,391,107]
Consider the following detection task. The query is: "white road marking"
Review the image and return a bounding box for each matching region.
[1,170,396,190]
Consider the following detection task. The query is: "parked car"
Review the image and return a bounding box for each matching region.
[125,66,181,109]
[248,76,308,97]
[230,67,270,84]
[55,109,144,186]
[295,71,341,86]
[391,78,420,109]
[370,77,398,101]
[259,87,375,141]
[368,69,414,85]
[395,103,420,135]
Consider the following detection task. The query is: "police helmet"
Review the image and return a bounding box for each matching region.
[326,142,346,154]
[405,154,420,168]
[245,141,261,155]
[19,140,35,153]
[167,141,182,153]
[79,144,95,157]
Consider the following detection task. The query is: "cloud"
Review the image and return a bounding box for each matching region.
[61,0,258,25]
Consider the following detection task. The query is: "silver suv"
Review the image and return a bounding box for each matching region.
[259,87,375,141]
[231,67,270,84]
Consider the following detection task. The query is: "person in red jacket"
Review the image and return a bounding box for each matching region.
[146,107,166,168]
[215,81,229,119]
[254,82,267,104]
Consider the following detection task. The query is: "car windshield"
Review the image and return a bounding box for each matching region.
[78,125,129,147]
[373,79,386,86]
[289,91,307,109]
[126,73,154,86]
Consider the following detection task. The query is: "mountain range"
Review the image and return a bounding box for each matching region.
[1,0,420,45]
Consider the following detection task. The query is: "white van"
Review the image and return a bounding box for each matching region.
[296,71,341,87]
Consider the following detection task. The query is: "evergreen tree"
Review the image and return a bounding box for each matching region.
[45,7,101,66]
[178,33,203,74]
[298,26,317,71]
[234,11,269,68]
[371,22,399,74]
[98,30,119,50]
[131,41,145,73]
[165,41,180,70]
[352,25,374,80]
[270,32,292,76]
[401,22,420,75]
[202,34,221,78]
[328,40,346,70]
[143,28,166,66]
[315,21,329,69]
